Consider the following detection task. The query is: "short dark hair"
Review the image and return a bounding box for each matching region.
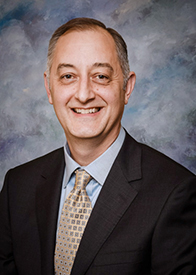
[46,17,130,88]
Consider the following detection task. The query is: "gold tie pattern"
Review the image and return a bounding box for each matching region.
[55,169,92,275]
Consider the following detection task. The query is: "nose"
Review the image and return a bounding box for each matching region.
[75,76,95,103]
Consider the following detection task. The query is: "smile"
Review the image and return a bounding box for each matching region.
[73,108,100,114]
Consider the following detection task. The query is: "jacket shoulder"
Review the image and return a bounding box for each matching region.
[122,131,195,184]
[5,147,65,179]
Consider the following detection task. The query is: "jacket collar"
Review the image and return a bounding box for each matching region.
[36,148,65,275]
[71,132,142,275]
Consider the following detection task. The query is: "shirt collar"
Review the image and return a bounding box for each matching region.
[64,143,80,187]
[63,127,125,187]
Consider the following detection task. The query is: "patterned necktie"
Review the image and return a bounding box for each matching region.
[54,169,92,275]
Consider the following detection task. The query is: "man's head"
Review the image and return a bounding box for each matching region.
[44,17,136,157]
[46,17,130,89]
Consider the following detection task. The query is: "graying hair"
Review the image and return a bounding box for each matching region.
[46,18,130,89]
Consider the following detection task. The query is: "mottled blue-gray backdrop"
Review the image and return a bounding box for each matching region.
[0,0,196,189]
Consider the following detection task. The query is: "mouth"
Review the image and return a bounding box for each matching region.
[73,108,100,114]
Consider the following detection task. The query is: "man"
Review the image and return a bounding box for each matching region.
[0,17,196,275]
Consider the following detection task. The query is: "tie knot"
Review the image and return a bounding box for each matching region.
[74,169,92,190]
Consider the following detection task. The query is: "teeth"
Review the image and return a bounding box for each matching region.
[74,108,99,114]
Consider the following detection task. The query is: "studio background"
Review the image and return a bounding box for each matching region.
[0,0,196,190]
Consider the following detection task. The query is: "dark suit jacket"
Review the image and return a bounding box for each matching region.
[0,132,196,275]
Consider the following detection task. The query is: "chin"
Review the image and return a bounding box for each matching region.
[71,129,102,139]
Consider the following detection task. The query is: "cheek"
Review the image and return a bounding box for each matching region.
[52,87,74,105]
[111,93,126,114]
[108,91,124,105]
[52,93,64,106]
[93,86,109,103]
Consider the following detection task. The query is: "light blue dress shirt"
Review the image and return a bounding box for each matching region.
[57,127,125,225]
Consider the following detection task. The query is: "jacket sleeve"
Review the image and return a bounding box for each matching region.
[0,171,18,275]
[151,176,196,275]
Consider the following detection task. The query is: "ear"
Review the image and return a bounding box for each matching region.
[44,72,53,105]
[124,71,136,105]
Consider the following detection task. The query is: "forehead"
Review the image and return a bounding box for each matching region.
[52,28,119,65]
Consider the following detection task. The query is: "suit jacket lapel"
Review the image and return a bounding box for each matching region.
[71,133,142,275]
[36,148,65,275]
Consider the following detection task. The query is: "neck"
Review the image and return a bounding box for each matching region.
[66,129,120,166]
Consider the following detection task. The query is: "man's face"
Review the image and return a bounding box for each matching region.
[45,28,135,146]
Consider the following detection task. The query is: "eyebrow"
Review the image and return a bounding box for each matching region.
[57,63,75,72]
[56,62,114,73]
[92,62,114,72]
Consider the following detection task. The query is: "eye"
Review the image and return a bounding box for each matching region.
[97,74,108,79]
[92,74,110,85]
[60,73,77,84]
[63,74,73,79]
